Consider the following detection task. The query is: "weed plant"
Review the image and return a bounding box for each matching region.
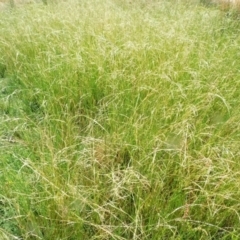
[1,0,240,239]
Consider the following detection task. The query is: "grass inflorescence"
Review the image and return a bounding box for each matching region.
[1,0,240,239]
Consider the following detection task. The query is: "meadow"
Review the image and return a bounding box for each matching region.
[1,0,240,239]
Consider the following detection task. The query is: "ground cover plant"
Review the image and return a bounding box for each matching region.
[1,0,240,239]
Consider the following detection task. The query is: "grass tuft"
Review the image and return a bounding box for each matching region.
[1,0,240,239]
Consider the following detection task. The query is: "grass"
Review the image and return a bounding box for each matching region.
[1,0,240,239]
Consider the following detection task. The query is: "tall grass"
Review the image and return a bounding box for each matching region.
[1,0,240,239]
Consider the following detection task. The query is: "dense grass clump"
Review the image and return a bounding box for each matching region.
[1,0,240,239]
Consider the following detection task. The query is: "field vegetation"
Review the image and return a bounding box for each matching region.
[1,0,240,239]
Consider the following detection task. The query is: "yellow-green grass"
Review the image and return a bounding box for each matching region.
[1,0,240,239]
